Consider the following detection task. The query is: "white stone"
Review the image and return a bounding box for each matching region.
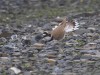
[10,67,21,74]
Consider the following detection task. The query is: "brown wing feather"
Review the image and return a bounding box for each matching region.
[51,18,67,40]
[51,25,65,40]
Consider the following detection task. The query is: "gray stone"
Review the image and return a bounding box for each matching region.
[24,71,32,75]
[52,66,63,75]
[74,29,90,34]
[83,42,97,50]
[33,43,44,49]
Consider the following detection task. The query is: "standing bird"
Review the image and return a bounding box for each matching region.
[42,17,79,42]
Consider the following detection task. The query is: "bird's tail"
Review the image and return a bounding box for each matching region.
[64,19,79,32]
[73,19,79,30]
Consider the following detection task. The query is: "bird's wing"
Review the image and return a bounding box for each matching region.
[52,17,67,30]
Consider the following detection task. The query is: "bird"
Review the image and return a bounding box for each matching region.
[42,17,79,43]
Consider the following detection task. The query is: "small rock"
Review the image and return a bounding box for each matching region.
[0,30,12,38]
[11,34,18,41]
[38,53,47,57]
[27,24,32,28]
[46,54,57,58]
[52,66,63,75]
[79,21,86,25]
[66,42,74,46]
[45,58,56,63]
[94,39,100,43]
[86,33,99,38]
[88,27,96,31]
[75,29,90,35]
[0,57,10,62]
[22,39,31,46]
[4,43,17,49]
[12,52,21,56]
[0,53,8,57]
[50,22,58,26]
[83,42,97,50]
[80,58,88,62]
[33,43,44,49]
[55,16,64,22]
[24,71,32,75]
[42,23,52,31]
[13,28,22,33]
[28,57,36,61]
[34,33,43,42]
[91,50,100,58]
[35,27,43,33]
[85,60,95,63]
[64,72,76,75]
[0,37,7,44]
[12,59,21,65]
[9,67,21,74]
[80,50,98,54]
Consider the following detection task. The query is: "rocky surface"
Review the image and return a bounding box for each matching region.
[0,0,100,75]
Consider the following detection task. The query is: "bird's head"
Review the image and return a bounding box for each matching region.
[41,31,53,43]
[42,31,51,38]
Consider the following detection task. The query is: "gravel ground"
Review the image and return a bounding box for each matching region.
[0,12,100,75]
[0,0,100,75]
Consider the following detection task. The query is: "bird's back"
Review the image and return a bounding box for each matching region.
[51,25,65,40]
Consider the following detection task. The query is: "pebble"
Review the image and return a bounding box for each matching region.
[88,27,96,31]
[24,71,32,75]
[33,43,44,49]
[75,29,90,35]
[0,30,12,38]
[46,54,57,58]
[52,66,63,75]
[83,42,97,50]
[0,6,100,75]
[34,33,43,42]
[42,23,52,30]
[45,58,56,63]
[55,16,65,22]
[9,67,21,74]
[63,72,77,75]
[11,34,18,41]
